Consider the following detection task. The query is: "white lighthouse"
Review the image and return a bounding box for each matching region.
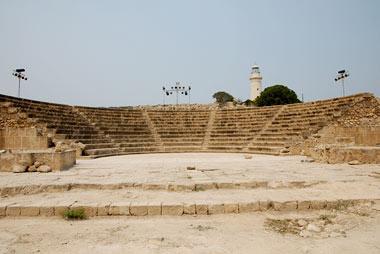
[250,64,262,100]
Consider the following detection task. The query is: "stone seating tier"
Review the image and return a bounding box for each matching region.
[0,93,370,157]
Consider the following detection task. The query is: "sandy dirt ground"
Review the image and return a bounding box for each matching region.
[1,209,379,254]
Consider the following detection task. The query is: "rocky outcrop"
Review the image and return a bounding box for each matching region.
[290,95,380,164]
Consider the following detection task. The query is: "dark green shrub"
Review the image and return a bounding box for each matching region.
[212,91,234,105]
[254,85,301,106]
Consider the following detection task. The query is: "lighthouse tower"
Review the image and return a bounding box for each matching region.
[250,64,262,100]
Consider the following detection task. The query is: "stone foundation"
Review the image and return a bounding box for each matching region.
[0,149,76,172]
[309,146,380,164]
[0,127,48,150]
[319,126,380,146]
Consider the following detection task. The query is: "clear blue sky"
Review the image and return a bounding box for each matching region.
[0,0,379,106]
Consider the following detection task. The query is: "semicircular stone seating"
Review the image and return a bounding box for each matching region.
[0,93,370,157]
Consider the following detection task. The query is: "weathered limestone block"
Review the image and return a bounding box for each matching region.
[109,203,130,216]
[208,204,224,215]
[183,204,196,215]
[325,201,339,210]
[20,206,40,216]
[297,201,311,210]
[239,202,260,213]
[97,204,110,216]
[195,204,208,215]
[0,206,6,216]
[6,206,21,216]
[195,183,217,191]
[175,184,194,191]
[39,206,54,216]
[272,201,297,211]
[167,184,193,191]
[224,203,238,214]
[240,181,258,189]
[256,181,268,188]
[142,183,166,191]
[0,150,76,172]
[54,206,69,216]
[27,165,37,172]
[147,203,162,216]
[216,182,235,189]
[259,201,271,211]
[310,200,326,210]
[162,203,183,216]
[130,203,148,216]
[37,165,52,173]
[12,164,27,173]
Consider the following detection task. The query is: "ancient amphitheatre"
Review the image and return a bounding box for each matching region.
[0,92,379,253]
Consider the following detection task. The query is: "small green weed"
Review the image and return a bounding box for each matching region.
[63,208,87,220]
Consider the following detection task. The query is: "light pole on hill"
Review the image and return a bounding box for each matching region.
[334,70,349,97]
[12,69,28,98]
[162,82,191,105]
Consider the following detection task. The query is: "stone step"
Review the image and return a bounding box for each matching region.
[107,135,154,140]
[105,131,151,135]
[1,187,377,217]
[65,134,106,139]
[55,129,99,135]
[77,138,112,144]
[160,137,204,141]
[210,133,256,137]
[84,148,121,156]
[163,142,202,146]
[114,137,156,143]
[121,147,160,153]
[206,146,244,151]
[260,132,299,137]
[163,147,202,152]
[154,124,207,127]
[0,180,329,197]
[247,146,283,154]
[84,143,116,150]
[256,136,290,142]
[250,141,286,146]
[209,137,252,141]
[99,126,150,131]
[119,142,158,148]
[158,131,206,135]
[208,141,248,146]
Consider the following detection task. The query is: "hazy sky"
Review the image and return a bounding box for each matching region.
[0,0,379,106]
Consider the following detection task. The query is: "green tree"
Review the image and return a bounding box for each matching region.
[212,91,234,105]
[254,85,301,106]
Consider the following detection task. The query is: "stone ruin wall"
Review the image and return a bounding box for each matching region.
[0,128,49,150]
[0,102,49,151]
[0,102,77,173]
[0,102,41,129]
[290,95,380,163]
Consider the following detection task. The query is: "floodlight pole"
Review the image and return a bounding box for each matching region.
[18,78,21,98]
[12,69,27,98]
[162,82,191,105]
[334,70,349,97]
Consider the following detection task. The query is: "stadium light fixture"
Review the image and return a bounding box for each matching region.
[334,69,349,97]
[162,82,191,105]
[12,68,28,98]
